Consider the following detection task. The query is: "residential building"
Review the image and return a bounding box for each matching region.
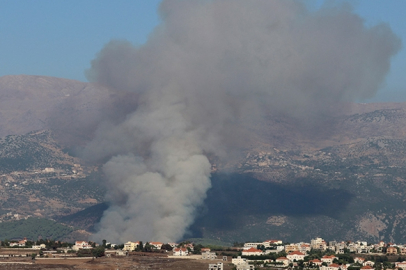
[123,241,140,251]
[276,257,289,267]
[311,237,327,251]
[299,243,311,253]
[320,263,340,270]
[387,246,398,255]
[263,240,282,247]
[244,242,263,249]
[149,242,163,249]
[242,247,263,256]
[287,251,305,261]
[321,255,338,264]
[208,262,223,270]
[168,242,177,248]
[285,244,299,253]
[232,256,248,266]
[173,247,188,256]
[236,263,255,270]
[309,259,322,266]
[18,238,27,247]
[72,241,92,251]
[202,251,217,260]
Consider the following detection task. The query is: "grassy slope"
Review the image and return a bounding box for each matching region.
[0,217,74,241]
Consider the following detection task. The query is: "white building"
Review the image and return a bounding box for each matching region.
[236,263,255,270]
[202,251,217,260]
[208,262,223,270]
[72,241,92,251]
[311,237,327,250]
[173,247,188,256]
[244,242,263,249]
[149,242,163,249]
[242,248,263,256]
[287,251,305,261]
[232,256,248,265]
[276,257,289,267]
[321,255,338,264]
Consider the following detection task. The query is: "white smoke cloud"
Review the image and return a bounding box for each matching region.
[86,0,400,243]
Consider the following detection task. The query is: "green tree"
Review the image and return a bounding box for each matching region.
[161,244,173,251]
[77,249,92,257]
[143,242,153,252]
[92,246,105,258]
[102,239,107,248]
[257,245,265,251]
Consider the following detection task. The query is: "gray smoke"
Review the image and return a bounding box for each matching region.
[86,0,401,243]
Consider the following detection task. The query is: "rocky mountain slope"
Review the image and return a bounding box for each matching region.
[0,129,105,224]
[1,75,406,243]
[194,103,406,243]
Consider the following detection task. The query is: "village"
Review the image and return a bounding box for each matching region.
[1,237,406,270]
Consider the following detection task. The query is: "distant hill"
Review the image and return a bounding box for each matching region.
[0,217,78,242]
[0,74,137,148]
[0,75,99,137]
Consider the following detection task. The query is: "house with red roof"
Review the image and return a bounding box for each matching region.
[149,242,163,249]
[308,259,322,266]
[173,247,188,256]
[321,263,340,270]
[18,238,27,247]
[72,241,92,251]
[321,255,338,264]
[287,251,305,261]
[242,247,263,256]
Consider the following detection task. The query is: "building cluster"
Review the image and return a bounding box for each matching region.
[232,237,406,270]
[7,237,406,270]
[239,237,406,257]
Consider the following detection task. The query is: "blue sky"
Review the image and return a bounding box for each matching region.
[0,0,405,102]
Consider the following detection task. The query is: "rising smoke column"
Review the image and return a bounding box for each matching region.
[86,0,401,243]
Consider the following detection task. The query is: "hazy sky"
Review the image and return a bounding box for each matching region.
[1,0,405,102]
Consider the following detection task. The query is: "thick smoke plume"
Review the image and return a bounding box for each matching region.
[86,0,400,243]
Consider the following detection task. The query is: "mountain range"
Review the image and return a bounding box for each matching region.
[1,74,406,243]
